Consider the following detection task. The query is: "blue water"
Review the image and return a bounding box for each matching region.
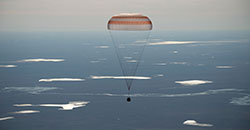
[0,31,250,130]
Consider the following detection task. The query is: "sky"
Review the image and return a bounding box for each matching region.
[0,0,250,31]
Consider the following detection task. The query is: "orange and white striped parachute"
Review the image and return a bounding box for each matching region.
[108,13,152,31]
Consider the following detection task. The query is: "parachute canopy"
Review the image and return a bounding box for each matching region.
[108,13,152,31]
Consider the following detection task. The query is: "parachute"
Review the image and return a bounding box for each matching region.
[107,13,152,95]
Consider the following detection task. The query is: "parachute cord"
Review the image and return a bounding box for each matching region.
[128,89,130,97]
[109,30,151,93]
[131,31,151,79]
[109,31,131,89]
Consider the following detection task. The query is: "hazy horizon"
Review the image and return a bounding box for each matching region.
[1,0,250,31]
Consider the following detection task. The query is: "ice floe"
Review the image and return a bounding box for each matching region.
[175,80,213,86]
[183,120,213,127]
[39,78,85,82]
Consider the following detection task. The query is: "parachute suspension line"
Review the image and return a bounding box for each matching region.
[127,31,151,90]
[130,31,151,79]
[109,31,151,91]
[128,89,130,96]
[109,31,131,89]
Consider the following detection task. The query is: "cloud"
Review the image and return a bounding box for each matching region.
[3,87,58,94]
[90,60,100,63]
[148,41,198,45]
[197,64,205,66]
[13,104,33,107]
[148,40,241,46]
[200,40,241,43]
[216,66,234,69]
[183,120,213,127]
[154,63,167,66]
[169,62,187,65]
[153,74,164,77]
[151,39,162,41]
[12,110,40,114]
[126,60,137,63]
[90,58,107,63]
[172,50,178,54]
[17,58,64,63]
[230,95,250,106]
[175,80,213,86]
[95,46,109,49]
[98,58,107,61]
[134,40,147,43]
[58,88,242,98]
[0,65,17,68]
[0,117,14,121]
[124,57,133,59]
[129,89,239,97]
[39,78,85,82]
[90,76,151,80]
[14,101,89,111]
[118,13,142,16]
